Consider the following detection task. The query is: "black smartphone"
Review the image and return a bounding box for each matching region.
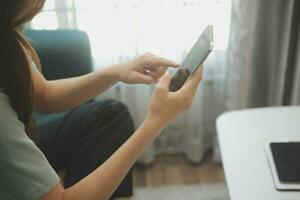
[169,25,214,92]
[265,141,300,191]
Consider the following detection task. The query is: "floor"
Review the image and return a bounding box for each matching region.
[133,154,225,187]
[116,154,225,200]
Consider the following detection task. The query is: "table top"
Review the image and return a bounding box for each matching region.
[217,106,300,200]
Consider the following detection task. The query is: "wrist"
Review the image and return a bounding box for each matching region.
[142,114,166,134]
[111,59,140,83]
[137,118,162,139]
[108,63,124,82]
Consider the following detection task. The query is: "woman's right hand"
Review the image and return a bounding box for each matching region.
[146,66,203,133]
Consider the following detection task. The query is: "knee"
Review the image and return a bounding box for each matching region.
[101,99,130,117]
[108,100,135,136]
[105,99,128,113]
[94,99,135,132]
[109,100,135,133]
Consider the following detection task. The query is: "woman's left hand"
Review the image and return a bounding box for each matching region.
[115,53,179,84]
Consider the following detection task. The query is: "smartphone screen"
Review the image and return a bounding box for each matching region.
[169,25,213,91]
[181,25,213,75]
[270,142,300,183]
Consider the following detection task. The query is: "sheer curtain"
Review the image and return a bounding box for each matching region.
[31,0,231,164]
[225,0,300,115]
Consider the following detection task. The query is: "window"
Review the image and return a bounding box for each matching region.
[30,0,231,67]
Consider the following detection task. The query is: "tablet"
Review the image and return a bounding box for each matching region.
[265,140,300,191]
[169,25,214,91]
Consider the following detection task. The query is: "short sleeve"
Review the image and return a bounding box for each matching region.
[0,91,59,200]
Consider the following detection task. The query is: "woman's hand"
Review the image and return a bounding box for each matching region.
[146,66,203,131]
[115,53,179,84]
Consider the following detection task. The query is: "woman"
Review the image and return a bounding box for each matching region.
[0,0,203,200]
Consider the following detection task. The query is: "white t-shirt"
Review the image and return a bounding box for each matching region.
[0,88,59,200]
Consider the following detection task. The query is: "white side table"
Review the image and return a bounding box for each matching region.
[217,107,300,200]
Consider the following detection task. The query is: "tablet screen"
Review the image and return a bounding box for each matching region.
[270,142,300,183]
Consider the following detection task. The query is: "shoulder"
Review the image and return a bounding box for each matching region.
[0,88,27,147]
[0,88,59,200]
[0,88,23,129]
[0,88,20,121]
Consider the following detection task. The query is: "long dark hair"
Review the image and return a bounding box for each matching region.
[0,0,45,140]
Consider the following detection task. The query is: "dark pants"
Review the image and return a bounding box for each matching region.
[37,100,134,198]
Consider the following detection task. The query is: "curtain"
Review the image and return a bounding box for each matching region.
[30,0,232,164]
[225,0,300,112]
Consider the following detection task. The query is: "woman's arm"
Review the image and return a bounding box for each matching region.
[40,67,203,200]
[33,53,178,113]
[41,117,161,200]
[33,64,120,113]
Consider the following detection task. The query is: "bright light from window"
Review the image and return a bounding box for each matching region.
[30,0,231,66]
[43,0,56,10]
[31,11,58,30]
